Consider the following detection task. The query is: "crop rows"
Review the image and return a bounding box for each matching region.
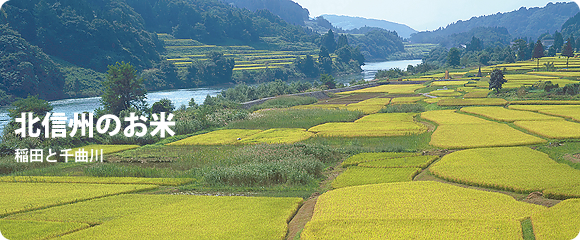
[430,147,580,198]
[331,167,420,189]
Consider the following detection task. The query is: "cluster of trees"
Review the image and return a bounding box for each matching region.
[294,30,365,78]
[220,0,309,26]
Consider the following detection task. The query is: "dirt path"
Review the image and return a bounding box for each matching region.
[286,195,318,240]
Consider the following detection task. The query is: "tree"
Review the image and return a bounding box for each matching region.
[318,46,333,74]
[151,98,175,115]
[8,96,53,119]
[562,39,575,69]
[466,36,483,52]
[489,68,507,92]
[320,74,336,89]
[512,39,529,61]
[553,31,564,52]
[532,40,544,71]
[337,34,349,49]
[321,29,337,53]
[101,62,147,115]
[447,47,461,67]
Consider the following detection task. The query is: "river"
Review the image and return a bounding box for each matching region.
[0,59,421,134]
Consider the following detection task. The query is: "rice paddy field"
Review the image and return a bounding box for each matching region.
[159,34,317,72]
[3,57,580,239]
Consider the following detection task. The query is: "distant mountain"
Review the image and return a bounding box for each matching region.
[220,0,309,26]
[411,2,579,44]
[321,14,418,39]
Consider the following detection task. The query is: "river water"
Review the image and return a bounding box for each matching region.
[0,59,421,134]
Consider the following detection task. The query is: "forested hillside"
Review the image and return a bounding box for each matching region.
[220,0,309,26]
[411,2,579,44]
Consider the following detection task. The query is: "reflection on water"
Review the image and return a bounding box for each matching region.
[335,59,422,83]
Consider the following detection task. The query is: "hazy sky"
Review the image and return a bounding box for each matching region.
[293,0,579,31]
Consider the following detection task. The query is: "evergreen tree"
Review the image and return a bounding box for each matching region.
[553,31,564,52]
[337,34,349,49]
[466,36,483,52]
[562,39,575,69]
[321,29,337,53]
[101,62,147,115]
[489,69,507,92]
[318,46,333,74]
[532,40,545,71]
[447,47,461,67]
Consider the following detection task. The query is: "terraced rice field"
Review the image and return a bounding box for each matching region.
[422,110,546,148]
[531,199,580,240]
[337,84,424,95]
[2,194,302,240]
[460,106,562,122]
[437,98,508,106]
[514,120,580,139]
[302,181,545,239]
[430,147,580,197]
[309,113,427,137]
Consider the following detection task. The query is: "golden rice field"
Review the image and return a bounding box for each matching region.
[0,220,89,240]
[537,107,580,122]
[422,110,546,148]
[302,181,545,239]
[167,129,263,145]
[460,106,562,122]
[3,194,302,240]
[430,147,580,197]
[0,183,157,217]
[337,84,424,95]
[437,98,508,106]
[531,199,580,240]
[291,104,345,110]
[0,176,194,186]
[308,122,427,137]
[237,128,313,144]
[331,167,420,189]
[429,89,463,97]
[309,113,427,137]
[344,98,391,114]
[527,71,580,78]
[509,100,580,105]
[423,97,453,103]
[514,120,580,139]
[390,96,426,104]
[341,152,419,167]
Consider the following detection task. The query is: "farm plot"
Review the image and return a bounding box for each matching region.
[302,181,545,239]
[537,107,580,122]
[359,155,438,168]
[309,113,427,137]
[331,167,420,189]
[0,183,157,217]
[430,147,580,197]
[0,176,194,186]
[514,120,580,139]
[531,199,580,240]
[228,108,363,129]
[167,129,263,145]
[337,84,424,95]
[70,145,140,155]
[509,100,580,105]
[5,194,302,240]
[344,97,391,114]
[462,89,491,98]
[422,110,546,148]
[429,89,463,97]
[340,152,419,167]
[437,98,508,106]
[430,80,470,86]
[460,106,562,122]
[390,96,426,104]
[0,220,89,240]
[237,128,313,144]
